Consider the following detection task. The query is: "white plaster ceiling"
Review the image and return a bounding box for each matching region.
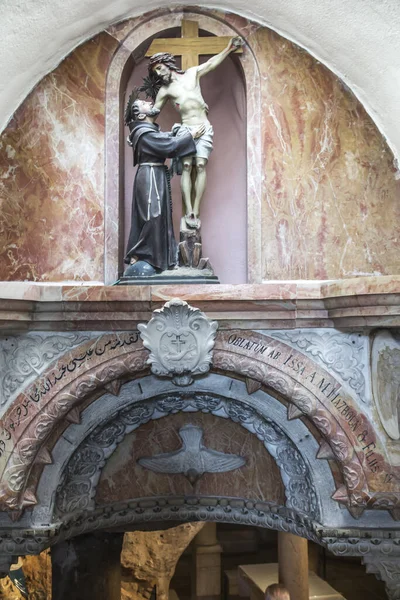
[1,0,400,165]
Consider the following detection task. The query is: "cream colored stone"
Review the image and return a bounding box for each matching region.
[121,522,204,600]
[193,523,222,598]
[239,563,345,599]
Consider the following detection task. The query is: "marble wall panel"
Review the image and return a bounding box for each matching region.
[95,412,284,505]
[253,27,400,280]
[0,8,399,282]
[0,33,118,281]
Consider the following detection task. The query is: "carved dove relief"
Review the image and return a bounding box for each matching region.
[137,423,246,483]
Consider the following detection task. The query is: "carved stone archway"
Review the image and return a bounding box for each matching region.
[0,330,395,517]
[0,332,400,597]
[54,391,320,519]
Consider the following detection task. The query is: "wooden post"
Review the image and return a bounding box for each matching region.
[278,532,309,600]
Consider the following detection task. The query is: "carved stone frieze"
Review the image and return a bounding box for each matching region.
[2,514,400,569]
[267,329,367,403]
[0,333,92,409]
[138,299,218,386]
[55,392,319,520]
[0,496,322,561]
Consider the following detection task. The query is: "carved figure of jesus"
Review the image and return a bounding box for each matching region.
[150,36,242,229]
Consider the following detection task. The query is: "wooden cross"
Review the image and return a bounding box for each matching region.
[146,19,242,71]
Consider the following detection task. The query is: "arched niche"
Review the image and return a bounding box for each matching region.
[105,10,262,284]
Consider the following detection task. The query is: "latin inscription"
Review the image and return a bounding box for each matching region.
[228,334,380,473]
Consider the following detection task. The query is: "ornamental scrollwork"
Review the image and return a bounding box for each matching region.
[268,330,367,403]
[0,333,92,408]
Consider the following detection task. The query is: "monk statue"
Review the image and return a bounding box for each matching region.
[149,36,243,230]
[123,97,205,277]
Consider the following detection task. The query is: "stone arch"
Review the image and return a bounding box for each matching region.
[54,391,319,518]
[1,361,400,597]
[104,8,262,283]
[31,373,331,552]
[0,330,392,517]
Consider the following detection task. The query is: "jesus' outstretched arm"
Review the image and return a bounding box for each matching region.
[196,36,243,77]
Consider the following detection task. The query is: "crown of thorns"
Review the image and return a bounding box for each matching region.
[148,52,184,74]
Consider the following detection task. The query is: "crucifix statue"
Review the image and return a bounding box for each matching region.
[146,20,243,233]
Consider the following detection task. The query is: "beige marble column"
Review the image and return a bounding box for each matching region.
[278,532,309,600]
[192,522,222,600]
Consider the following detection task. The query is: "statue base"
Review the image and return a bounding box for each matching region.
[116,266,219,286]
[116,218,220,285]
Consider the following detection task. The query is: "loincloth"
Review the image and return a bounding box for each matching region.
[172,123,214,160]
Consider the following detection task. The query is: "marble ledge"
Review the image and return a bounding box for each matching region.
[0,276,399,301]
[0,277,398,331]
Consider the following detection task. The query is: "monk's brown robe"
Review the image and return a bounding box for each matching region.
[125,122,195,271]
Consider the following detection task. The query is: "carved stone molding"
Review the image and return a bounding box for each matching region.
[138,299,218,386]
[0,333,92,409]
[3,510,400,567]
[268,329,367,403]
[0,496,322,562]
[55,392,319,520]
[363,555,400,599]
[324,536,400,557]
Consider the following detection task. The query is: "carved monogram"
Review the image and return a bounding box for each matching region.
[138,299,218,386]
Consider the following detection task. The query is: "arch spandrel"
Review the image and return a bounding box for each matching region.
[0,329,397,520]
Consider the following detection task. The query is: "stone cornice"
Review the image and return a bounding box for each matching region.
[0,276,399,331]
[2,497,400,558]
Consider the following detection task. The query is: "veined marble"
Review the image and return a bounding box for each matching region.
[0,33,118,281]
[0,9,398,282]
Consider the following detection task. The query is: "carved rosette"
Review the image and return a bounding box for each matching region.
[138,299,218,386]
